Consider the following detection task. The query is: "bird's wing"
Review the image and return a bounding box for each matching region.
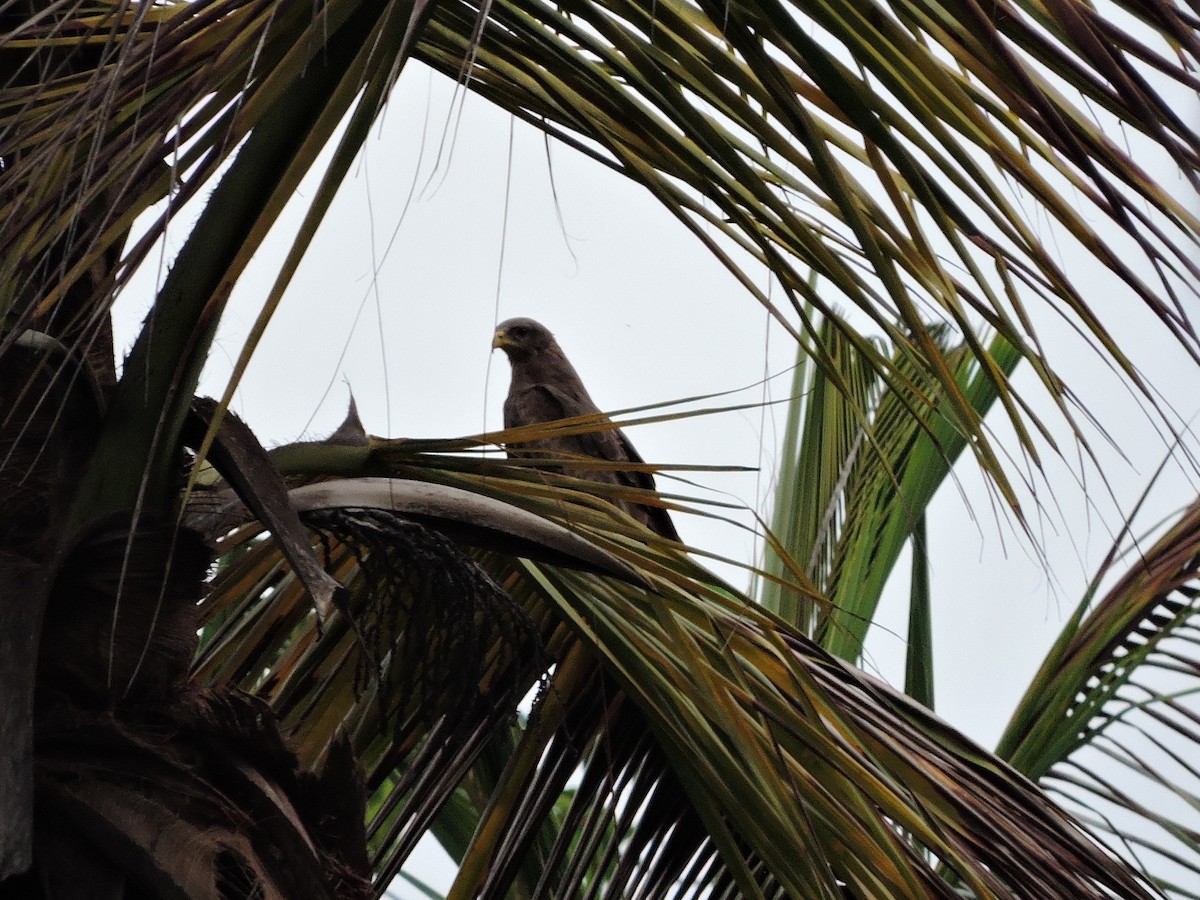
[611,426,680,541]
[508,384,631,464]
[608,427,680,541]
[504,383,580,431]
[508,385,680,541]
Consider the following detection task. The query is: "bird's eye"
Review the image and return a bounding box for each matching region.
[510,326,527,337]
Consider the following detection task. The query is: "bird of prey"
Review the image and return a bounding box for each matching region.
[492,317,680,542]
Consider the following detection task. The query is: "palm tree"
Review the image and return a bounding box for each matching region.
[2,0,1197,897]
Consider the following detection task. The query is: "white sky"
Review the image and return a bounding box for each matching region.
[115,58,1200,897]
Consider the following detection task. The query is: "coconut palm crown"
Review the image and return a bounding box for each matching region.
[2,0,1199,897]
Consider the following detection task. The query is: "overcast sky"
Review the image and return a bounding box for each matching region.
[115,57,1200,896]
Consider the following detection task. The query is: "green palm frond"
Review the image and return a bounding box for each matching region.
[756,312,885,626]
[758,312,1019,661]
[758,308,1200,893]
[998,494,1200,896]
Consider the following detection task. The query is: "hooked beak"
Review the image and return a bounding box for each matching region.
[491,329,512,350]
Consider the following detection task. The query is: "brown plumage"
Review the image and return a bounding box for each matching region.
[492,317,680,542]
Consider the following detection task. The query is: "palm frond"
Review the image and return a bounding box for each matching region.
[758,313,1019,661]
[998,494,1200,896]
[4,0,1198,518]
[194,418,1156,897]
[5,1,1200,896]
[904,512,934,708]
[757,312,884,628]
[412,0,1200,481]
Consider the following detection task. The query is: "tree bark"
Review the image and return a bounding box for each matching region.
[0,554,48,880]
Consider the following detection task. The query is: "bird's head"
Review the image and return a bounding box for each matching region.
[492,317,555,363]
